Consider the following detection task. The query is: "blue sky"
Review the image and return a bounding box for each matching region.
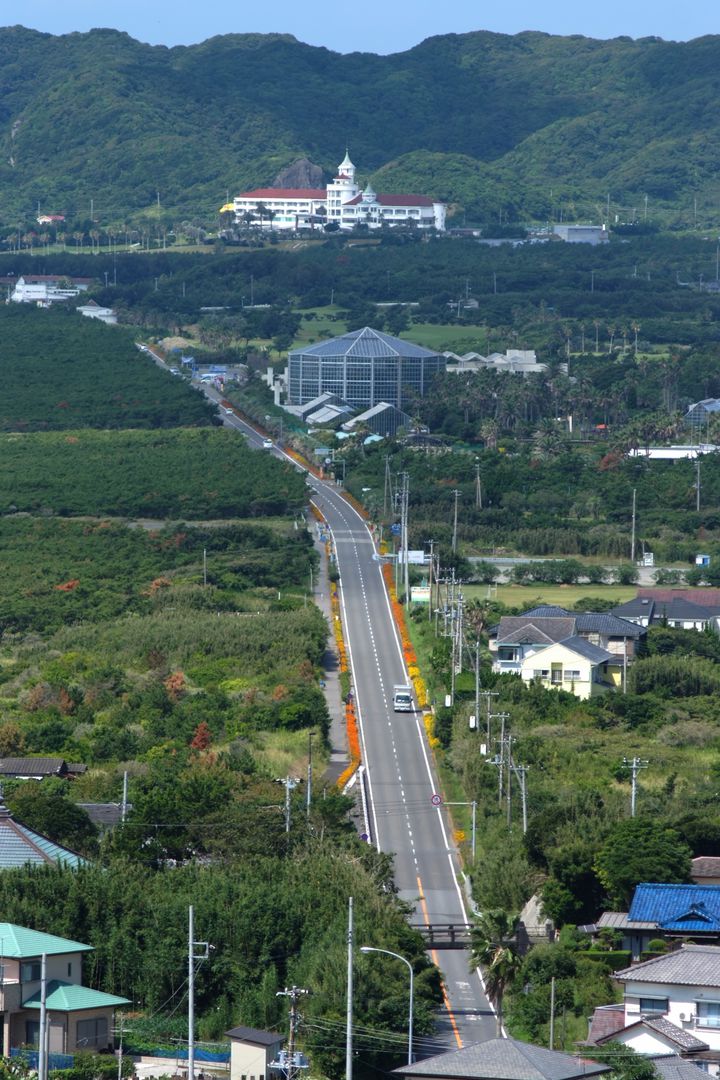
[9,0,718,55]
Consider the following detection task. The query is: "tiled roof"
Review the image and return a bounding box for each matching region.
[496,617,577,644]
[235,187,327,200]
[23,979,129,1011]
[642,1017,709,1051]
[226,1026,283,1046]
[597,911,655,930]
[290,327,440,360]
[0,806,86,869]
[393,1037,610,1080]
[574,612,645,637]
[554,636,613,663]
[652,1058,715,1080]
[0,923,92,958]
[615,944,720,986]
[0,757,66,776]
[629,884,720,930]
[637,588,720,609]
[586,1004,625,1045]
[522,606,573,618]
[693,857,720,878]
[611,599,655,619]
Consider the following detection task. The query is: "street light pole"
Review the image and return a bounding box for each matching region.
[360,946,414,1064]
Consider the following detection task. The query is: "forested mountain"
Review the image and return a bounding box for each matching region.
[2,25,720,224]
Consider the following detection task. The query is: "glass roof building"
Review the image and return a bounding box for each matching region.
[288,327,445,411]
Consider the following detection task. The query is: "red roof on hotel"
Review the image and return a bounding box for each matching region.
[237,188,327,200]
[345,193,435,207]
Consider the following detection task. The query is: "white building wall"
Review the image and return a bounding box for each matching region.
[623,979,720,1049]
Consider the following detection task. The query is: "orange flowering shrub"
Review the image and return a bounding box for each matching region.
[337,698,362,789]
[54,578,80,591]
[381,564,429,712]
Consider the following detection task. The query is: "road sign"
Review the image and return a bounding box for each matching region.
[431,793,442,806]
[390,523,401,535]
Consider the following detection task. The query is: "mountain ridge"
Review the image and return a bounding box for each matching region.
[1,26,719,225]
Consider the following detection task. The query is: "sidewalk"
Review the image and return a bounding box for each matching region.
[309,518,350,786]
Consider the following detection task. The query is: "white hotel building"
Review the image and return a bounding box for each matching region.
[225,151,446,232]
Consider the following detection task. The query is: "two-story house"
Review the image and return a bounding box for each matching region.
[0,923,129,1056]
[588,945,720,1073]
[488,607,643,698]
[612,590,720,633]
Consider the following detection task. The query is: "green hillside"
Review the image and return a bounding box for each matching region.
[2,26,720,224]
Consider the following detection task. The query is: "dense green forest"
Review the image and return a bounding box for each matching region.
[3,26,720,224]
[0,428,306,517]
[0,306,216,430]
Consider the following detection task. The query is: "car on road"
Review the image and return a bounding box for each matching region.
[224,408,234,415]
[262,438,273,449]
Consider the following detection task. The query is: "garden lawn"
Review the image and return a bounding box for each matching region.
[462,584,637,608]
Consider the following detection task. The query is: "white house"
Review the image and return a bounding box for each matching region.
[77,301,118,325]
[11,275,93,306]
[227,151,446,232]
[588,945,720,1072]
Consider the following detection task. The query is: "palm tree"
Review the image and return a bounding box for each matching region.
[469,909,522,1036]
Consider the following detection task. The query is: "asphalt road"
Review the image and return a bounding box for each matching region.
[190,384,496,1050]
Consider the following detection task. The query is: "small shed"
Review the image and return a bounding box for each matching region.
[225,1026,283,1080]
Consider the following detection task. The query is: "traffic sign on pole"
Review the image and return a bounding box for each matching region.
[431,793,442,806]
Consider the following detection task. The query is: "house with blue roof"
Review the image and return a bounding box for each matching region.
[0,923,129,1057]
[598,884,720,959]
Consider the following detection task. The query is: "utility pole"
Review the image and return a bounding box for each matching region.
[203,547,207,587]
[506,734,513,827]
[549,977,556,1049]
[427,540,435,622]
[121,770,128,822]
[39,953,47,1080]
[477,693,499,749]
[697,458,701,512]
[512,761,530,834]
[188,906,210,1080]
[306,733,315,818]
[275,776,302,833]
[474,641,480,737]
[475,463,482,509]
[273,986,310,1080]
[403,473,410,607]
[451,489,461,555]
[346,897,354,1080]
[630,487,637,564]
[383,455,392,516]
[623,757,649,817]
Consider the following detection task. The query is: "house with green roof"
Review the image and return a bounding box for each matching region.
[0,923,129,1056]
[0,802,87,870]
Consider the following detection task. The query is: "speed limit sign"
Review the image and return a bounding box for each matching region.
[431,793,442,806]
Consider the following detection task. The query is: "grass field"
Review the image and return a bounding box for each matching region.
[461,583,637,608]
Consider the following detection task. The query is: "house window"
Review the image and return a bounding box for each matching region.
[26,1021,40,1047]
[564,670,581,680]
[550,669,563,685]
[68,963,72,978]
[21,961,41,982]
[639,997,668,1015]
[76,1017,108,1048]
[533,669,550,679]
[697,1001,720,1028]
